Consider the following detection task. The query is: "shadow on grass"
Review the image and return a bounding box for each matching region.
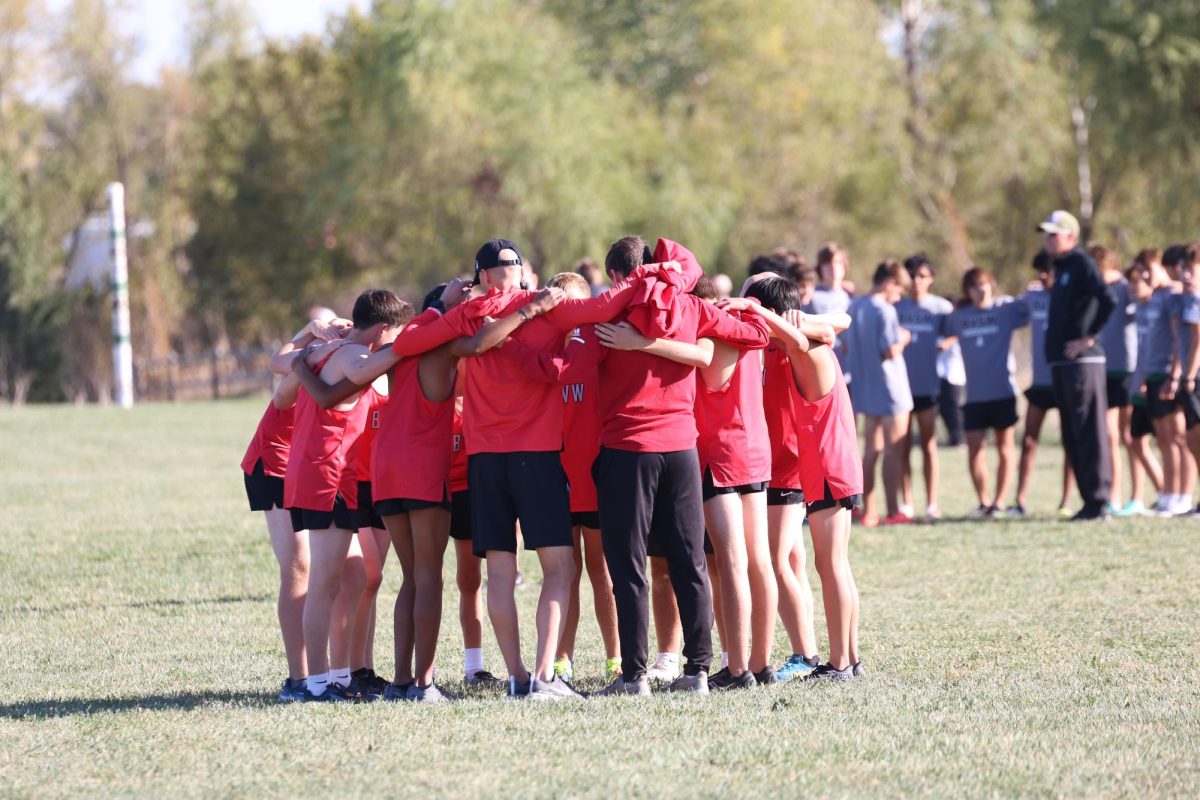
[0,690,274,720]
[8,593,272,616]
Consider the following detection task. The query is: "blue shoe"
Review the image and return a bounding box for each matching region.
[776,654,820,682]
[278,678,305,703]
[298,682,353,702]
[383,682,413,702]
[1115,499,1146,517]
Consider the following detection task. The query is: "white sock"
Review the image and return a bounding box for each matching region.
[719,651,729,670]
[898,503,914,517]
[464,648,484,676]
[329,667,351,687]
[656,652,679,666]
[306,672,329,696]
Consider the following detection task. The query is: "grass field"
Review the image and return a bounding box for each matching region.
[1,399,1197,798]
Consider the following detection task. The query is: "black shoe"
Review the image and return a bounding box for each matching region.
[344,677,379,702]
[465,669,504,687]
[851,661,865,677]
[708,667,757,691]
[383,681,414,702]
[353,668,389,695]
[1071,502,1112,522]
[803,662,854,682]
[753,666,778,686]
[298,682,353,702]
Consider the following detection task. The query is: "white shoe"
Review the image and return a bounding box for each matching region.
[898,503,915,519]
[1170,496,1195,516]
[645,655,681,683]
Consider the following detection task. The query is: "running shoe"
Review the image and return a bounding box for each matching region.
[1057,503,1073,518]
[528,675,586,701]
[407,682,455,703]
[880,512,913,526]
[553,657,573,682]
[352,668,389,695]
[299,682,354,702]
[966,504,993,519]
[278,678,305,703]
[383,682,413,702]
[1070,502,1112,522]
[859,514,880,528]
[646,654,682,684]
[1006,504,1026,518]
[605,657,622,680]
[1115,499,1146,517]
[344,676,380,702]
[897,503,915,519]
[803,663,854,682]
[506,676,530,700]
[465,669,504,687]
[753,666,778,686]
[851,661,866,677]
[924,505,942,521]
[776,654,819,682]
[665,671,710,694]
[594,674,651,697]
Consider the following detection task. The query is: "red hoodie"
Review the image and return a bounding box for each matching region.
[506,239,770,453]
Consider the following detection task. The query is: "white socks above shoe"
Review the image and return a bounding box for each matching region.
[306,672,329,696]
[464,648,484,677]
[655,652,679,667]
[329,667,351,687]
[718,651,729,670]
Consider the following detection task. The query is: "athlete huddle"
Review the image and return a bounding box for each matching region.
[835,210,1200,524]
[241,236,866,703]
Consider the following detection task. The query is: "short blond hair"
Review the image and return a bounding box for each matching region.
[547,271,590,299]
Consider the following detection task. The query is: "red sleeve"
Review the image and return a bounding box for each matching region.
[500,325,605,384]
[695,302,770,349]
[391,305,477,356]
[544,269,650,330]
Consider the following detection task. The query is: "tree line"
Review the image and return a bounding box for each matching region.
[1,0,1197,402]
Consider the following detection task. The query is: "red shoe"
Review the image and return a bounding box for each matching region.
[859,513,880,528]
[880,512,914,526]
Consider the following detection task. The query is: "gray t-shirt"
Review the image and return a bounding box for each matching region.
[1140,287,1177,378]
[1099,279,1137,375]
[895,294,953,398]
[846,294,913,416]
[1131,298,1154,397]
[1173,292,1200,379]
[807,285,852,372]
[944,298,1030,404]
[1019,288,1052,387]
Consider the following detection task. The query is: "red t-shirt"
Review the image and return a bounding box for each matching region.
[390,277,645,455]
[371,357,453,503]
[695,347,772,487]
[241,401,294,478]
[793,358,863,503]
[449,408,468,494]
[349,386,386,483]
[762,344,803,490]
[284,383,370,512]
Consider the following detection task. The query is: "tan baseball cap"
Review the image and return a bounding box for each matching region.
[1037,210,1080,237]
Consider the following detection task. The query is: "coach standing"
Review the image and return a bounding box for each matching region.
[1039,210,1116,521]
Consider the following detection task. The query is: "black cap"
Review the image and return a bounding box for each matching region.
[474,238,523,276]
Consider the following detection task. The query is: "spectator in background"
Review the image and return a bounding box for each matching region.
[1039,210,1115,521]
[576,257,608,297]
[1124,253,1166,514]
[712,273,734,301]
[937,340,966,447]
[809,242,853,374]
[895,253,954,521]
[1163,243,1200,515]
[846,260,913,526]
[1092,244,1140,516]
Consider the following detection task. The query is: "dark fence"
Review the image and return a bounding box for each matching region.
[134,345,278,401]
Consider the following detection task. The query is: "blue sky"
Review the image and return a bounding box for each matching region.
[47,0,366,82]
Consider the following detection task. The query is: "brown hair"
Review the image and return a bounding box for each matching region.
[1181,242,1200,270]
[961,266,994,295]
[816,242,843,268]
[1088,244,1121,274]
[872,259,911,289]
[690,274,718,301]
[605,236,652,279]
[574,258,602,285]
[1133,248,1162,269]
[351,289,411,329]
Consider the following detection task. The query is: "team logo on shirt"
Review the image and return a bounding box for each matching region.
[452,433,462,453]
[370,410,380,429]
[563,384,585,404]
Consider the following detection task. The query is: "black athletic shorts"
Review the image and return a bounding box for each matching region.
[1145,376,1179,420]
[356,481,384,530]
[450,490,471,541]
[468,451,572,556]
[1130,402,1154,439]
[806,480,862,515]
[374,490,451,518]
[244,458,285,512]
[1106,373,1132,409]
[290,493,357,533]
[963,397,1019,432]
[767,487,805,506]
[911,395,938,413]
[1023,385,1057,412]
[571,510,601,530]
[701,468,767,503]
[1180,382,1200,429]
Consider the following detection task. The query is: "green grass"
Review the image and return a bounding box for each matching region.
[1,399,1197,798]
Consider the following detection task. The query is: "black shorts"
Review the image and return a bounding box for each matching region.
[911,395,938,413]
[468,451,572,556]
[374,492,451,518]
[450,490,471,541]
[1145,376,1178,420]
[1180,382,1200,429]
[806,480,861,515]
[289,493,357,533]
[244,459,285,512]
[963,397,1019,432]
[571,510,601,530]
[1023,385,1057,412]
[701,468,767,502]
[1106,373,1132,409]
[1130,402,1154,438]
[356,481,384,530]
[767,488,805,506]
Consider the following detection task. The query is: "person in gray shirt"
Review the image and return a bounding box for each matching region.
[1011,251,1074,518]
[808,242,853,374]
[846,260,912,525]
[1091,244,1141,515]
[943,267,1029,517]
[895,253,954,520]
[1123,254,1166,515]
